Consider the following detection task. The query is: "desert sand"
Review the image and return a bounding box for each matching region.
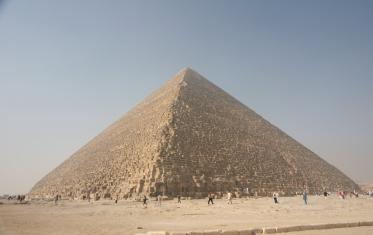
[1,195,373,235]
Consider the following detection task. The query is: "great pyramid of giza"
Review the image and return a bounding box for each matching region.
[30,68,358,199]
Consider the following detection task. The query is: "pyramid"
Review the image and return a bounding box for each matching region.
[30,68,358,199]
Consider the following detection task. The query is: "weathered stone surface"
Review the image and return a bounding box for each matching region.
[204,229,222,235]
[147,232,169,235]
[222,230,239,235]
[238,230,254,235]
[262,227,276,234]
[29,68,359,199]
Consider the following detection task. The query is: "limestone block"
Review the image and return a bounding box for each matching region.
[222,230,239,235]
[276,226,303,233]
[262,227,276,234]
[238,230,254,235]
[170,232,189,235]
[251,228,263,234]
[359,221,373,227]
[347,222,360,227]
[189,232,205,235]
[204,229,222,235]
[147,232,169,235]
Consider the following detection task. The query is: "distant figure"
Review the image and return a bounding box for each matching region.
[115,194,119,204]
[87,192,91,203]
[227,192,233,204]
[208,193,214,205]
[323,191,328,198]
[303,191,308,205]
[339,191,345,199]
[143,195,148,208]
[157,194,162,206]
[177,195,181,204]
[273,192,279,204]
[54,194,59,205]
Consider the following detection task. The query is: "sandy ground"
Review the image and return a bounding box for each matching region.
[0,195,373,235]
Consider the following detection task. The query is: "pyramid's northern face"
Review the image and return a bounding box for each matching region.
[30,68,358,198]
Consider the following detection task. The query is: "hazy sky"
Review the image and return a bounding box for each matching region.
[0,0,372,195]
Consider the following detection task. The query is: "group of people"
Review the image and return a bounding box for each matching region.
[49,188,371,207]
[272,191,308,205]
[207,192,233,205]
[142,193,182,208]
[7,194,26,203]
[54,194,61,204]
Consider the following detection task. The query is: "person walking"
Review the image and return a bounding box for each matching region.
[227,192,233,204]
[54,194,59,205]
[208,193,214,205]
[157,194,162,206]
[303,191,308,205]
[143,195,148,208]
[273,192,279,204]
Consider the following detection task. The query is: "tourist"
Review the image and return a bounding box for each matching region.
[115,194,119,204]
[143,195,148,208]
[177,195,181,204]
[208,193,214,205]
[323,191,328,198]
[273,192,279,204]
[54,194,59,205]
[303,191,308,205]
[227,192,232,204]
[157,194,162,206]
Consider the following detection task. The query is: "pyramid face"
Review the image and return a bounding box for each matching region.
[30,68,358,198]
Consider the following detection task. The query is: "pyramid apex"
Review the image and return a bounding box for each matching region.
[179,67,194,73]
[173,67,205,83]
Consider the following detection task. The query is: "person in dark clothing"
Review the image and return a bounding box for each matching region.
[273,192,279,204]
[303,191,308,205]
[143,195,148,208]
[208,193,214,205]
[177,195,181,204]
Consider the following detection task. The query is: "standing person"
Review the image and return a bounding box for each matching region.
[54,194,59,205]
[115,194,119,204]
[273,192,279,204]
[227,192,233,204]
[143,195,148,208]
[323,191,328,198]
[303,191,308,205]
[157,194,162,206]
[177,195,181,204]
[87,192,91,203]
[208,193,214,205]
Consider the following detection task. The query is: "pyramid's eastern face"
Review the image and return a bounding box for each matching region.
[30,68,358,199]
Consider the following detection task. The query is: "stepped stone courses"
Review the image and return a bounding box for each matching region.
[30,68,359,199]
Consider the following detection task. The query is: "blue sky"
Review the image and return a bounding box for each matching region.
[0,0,372,194]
